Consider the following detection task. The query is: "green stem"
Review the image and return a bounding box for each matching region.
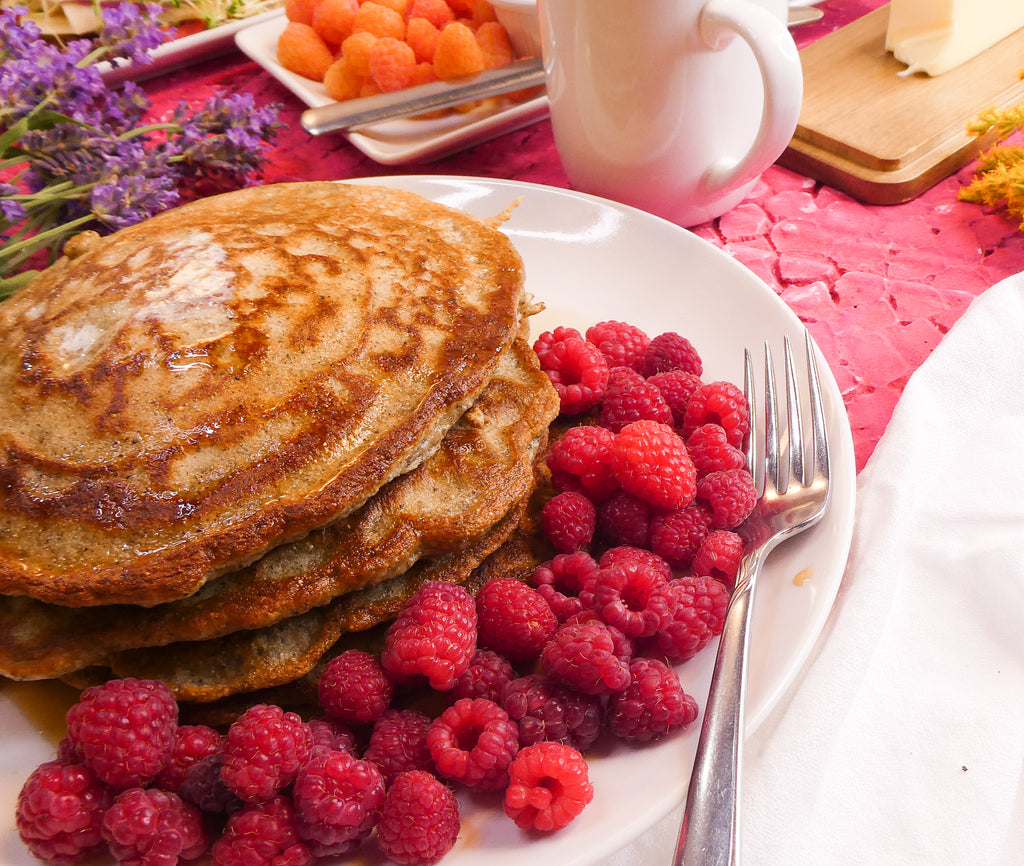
[0,213,94,262]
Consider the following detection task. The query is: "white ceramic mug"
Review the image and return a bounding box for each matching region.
[537,0,803,226]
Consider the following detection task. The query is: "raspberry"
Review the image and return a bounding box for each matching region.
[475,578,558,663]
[540,490,596,553]
[642,331,703,377]
[599,545,673,581]
[536,337,610,416]
[65,677,177,790]
[531,551,599,622]
[610,420,697,510]
[285,0,318,25]
[341,30,377,76]
[692,530,746,587]
[154,724,221,793]
[307,717,359,757]
[641,576,729,663]
[501,673,603,752]
[598,366,674,433]
[449,648,516,703]
[102,787,206,865]
[433,21,485,79]
[585,561,675,639]
[648,369,703,428]
[210,796,311,866]
[585,321,650,371]
[595,490,651,548]
[476,19,514,68]
[179,753,241,814]
[380,580,477,690]
[563,610,635,665]
[276,22,335,81]
[540,619,631,695]
[649,503,714,569]
[376,771,460,865]
[503,743,593,831]
[16,761,111,866]
[682,381,750,448]
[352,1,406,39]
[369,36,417,91]
[406,15,441,62]
[427,698,520,791]
[406,0,454,29]
[546,425,618,501]
[363,709,435,785]
[687,423,747,476]
[292,751,385,858]
[606,657,699,743]
[221,704,313,803]
[696,467,758,529]
[318,649,394,725]
[310,0,358,48]
[533,326,584,366]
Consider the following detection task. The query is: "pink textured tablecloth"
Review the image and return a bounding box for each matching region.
[140,0,1024,471]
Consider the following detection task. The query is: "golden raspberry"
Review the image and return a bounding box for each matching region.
[277,21,335,81]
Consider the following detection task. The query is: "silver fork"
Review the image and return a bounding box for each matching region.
[673,330,832,866]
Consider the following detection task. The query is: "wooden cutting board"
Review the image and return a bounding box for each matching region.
[779,4,1024,204]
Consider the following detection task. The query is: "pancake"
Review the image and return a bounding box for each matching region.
[0,182,527,607]
[0,338,558,680]
[65,492,533,702]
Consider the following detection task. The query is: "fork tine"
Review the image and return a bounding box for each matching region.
[784,335,804,490]
[742,348,762,494]
[805,330,830,486]
[762,342,781,495]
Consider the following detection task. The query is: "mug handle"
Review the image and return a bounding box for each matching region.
[698,0,803,195]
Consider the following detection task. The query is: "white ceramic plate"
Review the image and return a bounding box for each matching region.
[99,8,285,85]
[0,176,856,866]
[235,13,549,165]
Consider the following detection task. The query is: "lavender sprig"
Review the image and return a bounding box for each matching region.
[0,3,281,299]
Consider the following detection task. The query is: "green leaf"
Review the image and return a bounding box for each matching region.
[0,270,39,301]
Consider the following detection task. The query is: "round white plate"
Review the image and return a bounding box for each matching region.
[0,176,856,866]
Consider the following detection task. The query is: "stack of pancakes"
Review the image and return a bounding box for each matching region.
[0,182,558,715]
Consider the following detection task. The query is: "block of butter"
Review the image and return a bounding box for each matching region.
[886,0,1024,76]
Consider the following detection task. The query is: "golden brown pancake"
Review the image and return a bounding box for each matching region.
[0,182,527,608]
[0,339,558,680]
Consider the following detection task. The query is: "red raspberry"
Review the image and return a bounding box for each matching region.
[16,761,111,866]
[102,787,206,865]
[375,770,460,866]
[585,320,650,371]
[610,420,697,510]
[380,580,477,691]
[595,490,651,548]
[533,326,584,365]
[648,369,703,428]
[210,795,311,866]
[607,657,699,743]
[692,530,746,587]
[476,577,558,663]
[179,753,241,814]
[696,467,758,528]
[501,673,603,752]
[641,576,730,663]
[537,336,610,415]
[531,551,599,622]
[546,425,618,502]
[292,751,385,858]
[65,677,178,790]
[307,717,359,756]
[649,503,714,569]
[682,381,750,448]
[427,698,520,792]
[540,619,632,695]
[563,609,635,666]
[503,743,593,831]
[363,709,435,785]
[449,648,516,704]
[318,649,394,725]
[599,545,673,581]
[598,366,674,433]
[687,423,748,476]
[586,561,675,639]
[642,331,703,377]
[540,490,596,553]
[221,704,313,803]
[154,724,221,793]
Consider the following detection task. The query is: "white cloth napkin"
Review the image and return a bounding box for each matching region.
[605,271,1024,865]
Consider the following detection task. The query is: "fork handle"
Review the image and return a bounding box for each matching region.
[673,557,758,866]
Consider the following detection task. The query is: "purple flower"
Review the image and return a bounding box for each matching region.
[95,2,169,66]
